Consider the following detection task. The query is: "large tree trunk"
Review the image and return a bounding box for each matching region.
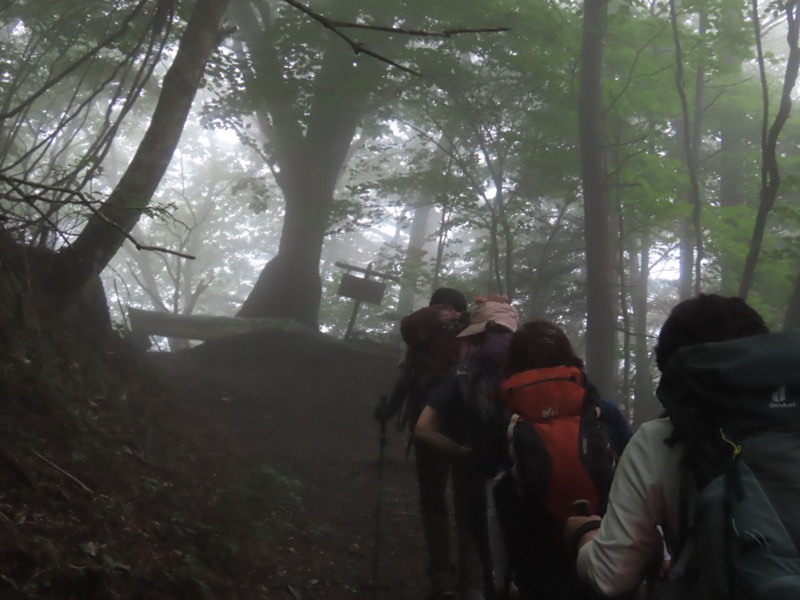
[230,0,390,327]
[579,0,615,396]
[49,0,231,301]
[235,170,331,326]
[233,52,364,327]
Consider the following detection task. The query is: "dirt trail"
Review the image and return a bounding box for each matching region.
[162,331,430,600]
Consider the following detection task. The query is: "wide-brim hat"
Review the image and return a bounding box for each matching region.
[457,301,518,337]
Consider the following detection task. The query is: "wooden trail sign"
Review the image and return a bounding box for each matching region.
[334,261,399,340]
[338,273,386,305]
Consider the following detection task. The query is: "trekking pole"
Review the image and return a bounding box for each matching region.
[371,397,389,600]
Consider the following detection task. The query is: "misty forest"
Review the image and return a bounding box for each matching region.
[1,0,799,597]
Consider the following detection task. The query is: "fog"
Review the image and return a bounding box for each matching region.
[3,2,800,598]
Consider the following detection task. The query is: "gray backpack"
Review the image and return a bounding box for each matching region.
[655,332,800,600]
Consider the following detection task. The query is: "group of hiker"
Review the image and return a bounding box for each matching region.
[375,288,800,600]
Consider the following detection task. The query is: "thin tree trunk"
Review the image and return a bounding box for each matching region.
[579,0,615,396]
[784,271,800,329]
[717,124,746,295]
[739,0,800,299]
[669,0,705,299]
[610,115,629,410]
[433,205,454,291]
[632,236,654,425]
[616,193,632,415]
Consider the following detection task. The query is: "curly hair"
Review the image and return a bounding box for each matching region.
[507,320,584,374]
[654,293,769,371]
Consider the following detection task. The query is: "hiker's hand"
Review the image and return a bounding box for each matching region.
[564,515,601,556]
[658,559,671,580]
[373,396,393,422]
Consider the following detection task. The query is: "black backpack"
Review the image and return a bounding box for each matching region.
[396,304,467,430]
[655,331,800,600]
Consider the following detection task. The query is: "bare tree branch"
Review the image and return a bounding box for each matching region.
[28,448,93,495]
[0,175,196,260]
[0,0,151,122]
[280,0,510,75]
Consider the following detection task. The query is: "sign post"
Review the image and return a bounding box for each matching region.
[335,261,399,340]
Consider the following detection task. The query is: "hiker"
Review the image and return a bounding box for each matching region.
[491,320,630,600]
[375,287,470,428]
[375,287,471,600]
[414,297,519,600]
[566,293,800,598]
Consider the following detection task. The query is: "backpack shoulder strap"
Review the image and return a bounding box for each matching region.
[672,462,693,566]
[455,363,473,396]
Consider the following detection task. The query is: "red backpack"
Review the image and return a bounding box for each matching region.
[499,365,615,523]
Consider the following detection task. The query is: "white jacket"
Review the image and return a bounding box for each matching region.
[577,418,682,597]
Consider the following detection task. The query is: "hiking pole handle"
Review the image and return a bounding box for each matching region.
[573,499,590,517]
